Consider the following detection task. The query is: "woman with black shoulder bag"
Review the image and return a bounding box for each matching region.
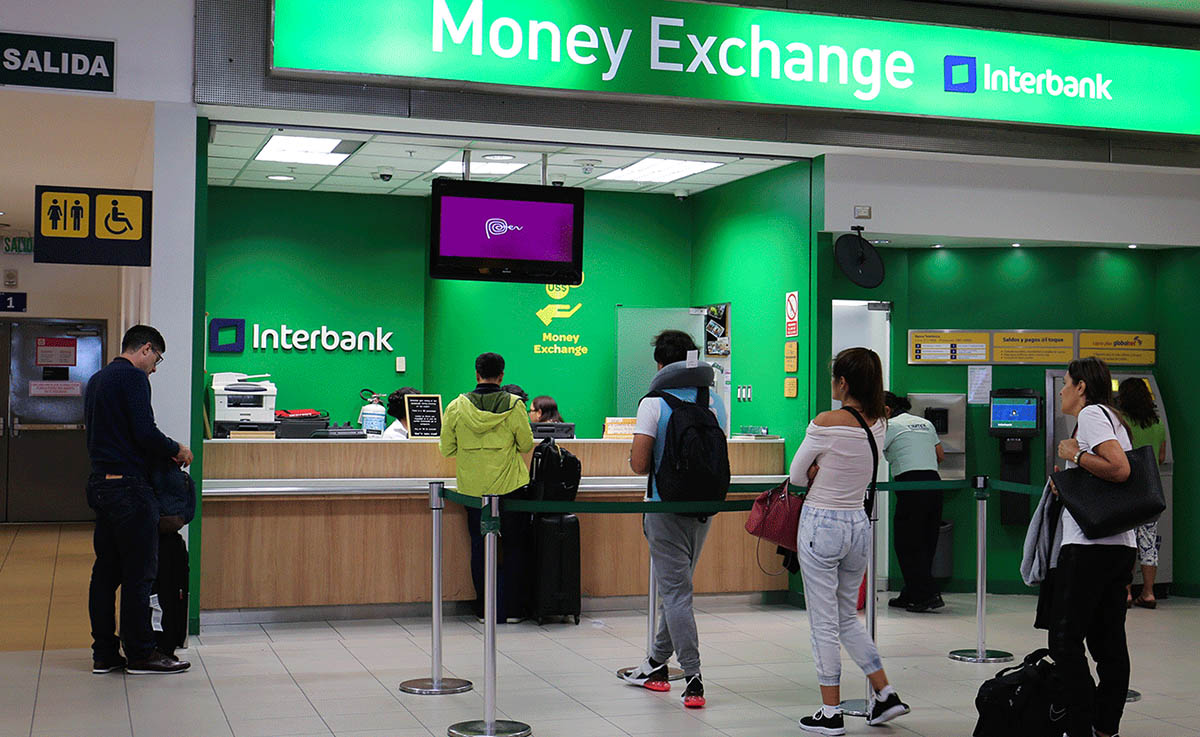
[1050,357,1136,737]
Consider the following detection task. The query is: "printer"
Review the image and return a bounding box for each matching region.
[212,372,278,437]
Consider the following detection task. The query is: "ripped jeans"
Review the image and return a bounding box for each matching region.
[797,506,884,687]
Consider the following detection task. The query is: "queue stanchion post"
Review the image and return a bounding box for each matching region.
[448,495,531,737]
[401,482,472,696]
[841,495,878,718]
[616,557,684,682]
[949,477,1013,664]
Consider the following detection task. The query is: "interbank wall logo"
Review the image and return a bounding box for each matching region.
[209,318,246,353]
[944,55,977,93]
[485,217,522,239]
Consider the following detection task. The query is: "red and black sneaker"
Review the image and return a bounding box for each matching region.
[681,674,705,708]
[620,658,670,692]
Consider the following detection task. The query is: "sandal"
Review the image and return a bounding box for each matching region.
[1133,595,1157,610]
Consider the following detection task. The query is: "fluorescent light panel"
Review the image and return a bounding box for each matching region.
[256,136,350,166]
[598,158,724,183]
[433,161,528,175]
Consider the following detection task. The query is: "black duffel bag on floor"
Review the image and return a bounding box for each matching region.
[974,648,1062,737]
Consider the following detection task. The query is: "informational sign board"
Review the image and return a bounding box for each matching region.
[909,329,1155,365]
[34,185,152,266]
[785,291,799,338]
[29,380,82,397]
[992,331,1075,364]
[404,393,444,437]
[272,0,1200,136]
[968,365,992,405]
[784,341,798,373]
[0,32,115,93]
[783,377,799,398]
[909,331,989,364]
[35,337,77,366]
[0,292,27,313]
[1079,331,1156,365]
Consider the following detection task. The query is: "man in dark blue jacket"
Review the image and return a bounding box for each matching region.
[85,325,192,675]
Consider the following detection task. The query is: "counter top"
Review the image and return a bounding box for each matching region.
[203,437,785,444]
[202,474,787,496]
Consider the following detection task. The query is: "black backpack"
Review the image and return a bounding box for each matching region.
[973,648,1062,737]
[529,438,581,502]
[647,387,730,504]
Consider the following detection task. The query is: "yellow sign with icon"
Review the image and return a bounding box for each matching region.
[34,185,152,266]
[39,191,89,238]
[1079,332,1155,365]
[96,194,143,240]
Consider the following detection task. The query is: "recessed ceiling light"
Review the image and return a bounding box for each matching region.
[932,243,944,249]
[433,161,527,175]
[1128,244,1138,249]
[256,135,351,166]
[481,153,516,161]
[266,174,295,181]
[1011,242,1022,248]
[598,158,724,183]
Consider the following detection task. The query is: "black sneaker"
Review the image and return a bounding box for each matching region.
[799,708,845,736]
[92,654,126,674]
[866,690,910,726]
[888,595,913,609]
[620,657,670,692]
[906,594,946,613]
[126,650,190,675]
[681,674,705,708]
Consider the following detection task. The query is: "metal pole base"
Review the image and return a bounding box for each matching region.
[447,719,532,737]
[1126,689,1141,703]
[615,666,685,682]
[399,677,473,695]
[840,698,869,718]
[948,648,1014,664]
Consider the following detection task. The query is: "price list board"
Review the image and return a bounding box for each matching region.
[909,331,990,364]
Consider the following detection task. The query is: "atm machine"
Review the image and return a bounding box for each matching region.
[907,393,967,480]
[1045,370,1173,589]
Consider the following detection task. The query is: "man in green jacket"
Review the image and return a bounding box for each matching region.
[440,352,535,621]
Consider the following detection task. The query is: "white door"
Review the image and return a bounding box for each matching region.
[831,300,892,587]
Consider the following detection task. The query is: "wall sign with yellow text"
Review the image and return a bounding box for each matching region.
[34,185,151,266]
[909,329,1155,365]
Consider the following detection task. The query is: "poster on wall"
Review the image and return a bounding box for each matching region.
[992,331,1074,364]
[35,337,76,366]
[909,331,989,364]
[1079,332,1156,365]
[704,303,730,356]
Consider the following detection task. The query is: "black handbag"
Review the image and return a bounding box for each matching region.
[1049,408,1165,539]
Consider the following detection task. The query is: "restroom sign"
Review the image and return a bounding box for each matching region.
[785,291,799,338]
[34,185,152,266]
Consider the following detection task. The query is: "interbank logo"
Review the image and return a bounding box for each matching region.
[209,318,246,353]
[485,217,522,239]
[944,55,977,93]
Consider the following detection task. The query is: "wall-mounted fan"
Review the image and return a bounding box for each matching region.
[834,227,884,288]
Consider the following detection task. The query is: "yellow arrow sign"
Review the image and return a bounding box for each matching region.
[536,303,581,326]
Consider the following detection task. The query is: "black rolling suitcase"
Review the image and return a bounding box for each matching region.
[531,513,581,625]
[152,531,190,657]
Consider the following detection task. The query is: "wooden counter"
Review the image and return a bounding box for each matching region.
[200,439,788,610]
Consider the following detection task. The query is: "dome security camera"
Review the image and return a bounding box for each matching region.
[372,167,395,182]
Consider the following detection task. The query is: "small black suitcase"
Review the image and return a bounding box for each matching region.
[531,513,581,625]
[152,531,190,657]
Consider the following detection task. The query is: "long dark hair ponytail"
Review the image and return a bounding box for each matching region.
[833,347,885,422]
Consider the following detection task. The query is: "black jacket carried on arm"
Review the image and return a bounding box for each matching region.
[84,357,179,476]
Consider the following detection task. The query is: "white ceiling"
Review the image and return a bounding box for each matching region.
[207,124,797,197]
[0,90,155,234]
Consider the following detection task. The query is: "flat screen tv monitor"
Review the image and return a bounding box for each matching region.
[989,394,1041,436]
[430,178,584,285]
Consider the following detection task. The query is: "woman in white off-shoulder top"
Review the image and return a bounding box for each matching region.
[790,348,910,735]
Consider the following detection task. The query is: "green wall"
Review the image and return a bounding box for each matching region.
[423,191,693,434]
[690,162,813,457]
[205,188,428,424]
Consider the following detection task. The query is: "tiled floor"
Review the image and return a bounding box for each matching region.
[2,593,1198,737]
[0,524,96,652]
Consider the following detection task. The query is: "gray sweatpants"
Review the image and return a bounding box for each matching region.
[643,512,711,676]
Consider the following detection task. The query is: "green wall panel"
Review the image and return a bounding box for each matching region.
[690,162,812,457]
[205,187,428,424]
[423,191,693,436]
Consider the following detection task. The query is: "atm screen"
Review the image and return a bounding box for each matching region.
[990,397,1039,430]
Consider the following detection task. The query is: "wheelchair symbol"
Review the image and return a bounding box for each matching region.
[104,199,134,235]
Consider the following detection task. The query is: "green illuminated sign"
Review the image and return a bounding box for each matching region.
[271,0,1200,136]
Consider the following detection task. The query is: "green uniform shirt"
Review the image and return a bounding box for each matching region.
[883,412,941,477]
[1123,415,1166,468]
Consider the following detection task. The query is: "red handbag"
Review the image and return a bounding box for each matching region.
[744,480,804,552]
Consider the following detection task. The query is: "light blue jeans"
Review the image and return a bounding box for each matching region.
[797,506,884,686]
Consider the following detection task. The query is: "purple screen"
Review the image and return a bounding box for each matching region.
[438,196,575,262]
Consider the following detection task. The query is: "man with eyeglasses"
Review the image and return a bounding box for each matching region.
[84,325,192,675]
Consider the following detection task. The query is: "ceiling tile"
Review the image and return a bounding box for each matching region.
[241,160,337,175]
[548,152,645,169]
[369,133,472,149]
[236,172,325,184]
[208,144,258,159]
[207,177,234,186]
[467,141,566,153]
[213,124,274,136]
[234,178,314,190]
[354,141,461,160]
[212,130,267,148]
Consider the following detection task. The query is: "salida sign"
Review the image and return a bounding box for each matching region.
[0,32,115,93]
[272,0,1200,136]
